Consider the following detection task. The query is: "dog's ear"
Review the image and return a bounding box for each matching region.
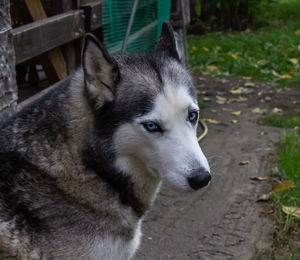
[155,22,180,61]
[82,34,120,108]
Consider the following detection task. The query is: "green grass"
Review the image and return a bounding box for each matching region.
[264,114,300,128]
[272,129,300,258]
[263,113,300,257]
[276,130,300,206]
[197,96,204,109]
[188,0,300,87]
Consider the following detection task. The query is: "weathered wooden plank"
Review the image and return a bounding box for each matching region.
[80,0,102,32]
[12,10,85,64]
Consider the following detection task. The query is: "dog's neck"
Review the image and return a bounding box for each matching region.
[114,155,161,216]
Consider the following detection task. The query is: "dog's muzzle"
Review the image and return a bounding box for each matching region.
[187,169,211,190]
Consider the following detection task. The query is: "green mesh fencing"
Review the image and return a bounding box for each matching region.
[102,0,171,53]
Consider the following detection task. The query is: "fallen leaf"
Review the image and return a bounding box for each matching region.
[216,95,226,101]
[211,109,218,113]
[245,28,251,33]
[221,79,228,84]
[203,118,220,124]
[203,47,209,52]
[207,65,219,72]
[216,100,226,104]
[295,30,300,35]
[231,53,239,60]
[244,82,255,87]
[272,180,295,192]
[229,97,248,102]
[282,205,300,219]
[198,76,205,81]
[250,176,269,181]
[272,107,283,114]
[289,58,298,65]
[202,71,210,76]
[272,70,281,77]
[242,76,252,80]
[192,46,197,51]
[231,119,238,124]
[203,97,211,102]
[282,74,292,79]
[232,110,242,116]
[298,44,300,51]
[260,131,268,136]
[229,87,250,94]
[265,96,271,102]
[252,107,265,114]
[257,193,271,202]
[240,160,250,165]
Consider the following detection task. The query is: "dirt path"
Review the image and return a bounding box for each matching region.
[135,77,299,260]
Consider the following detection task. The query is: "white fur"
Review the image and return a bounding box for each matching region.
[114,81,210,193]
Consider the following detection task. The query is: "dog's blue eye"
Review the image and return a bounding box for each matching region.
[143,122,161,133]
[188,112,198,123]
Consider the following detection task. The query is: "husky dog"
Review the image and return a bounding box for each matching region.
[0,22,211,259]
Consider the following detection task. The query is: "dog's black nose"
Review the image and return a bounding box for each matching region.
[187,170,211,190]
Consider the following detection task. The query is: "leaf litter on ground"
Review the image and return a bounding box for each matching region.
[203,118,221,124]
[272,180,295,193]
[232,111,242,116]
[282,205,300,220]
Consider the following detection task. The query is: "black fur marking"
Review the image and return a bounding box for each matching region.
[82,95,156,217]
[0,152,48,233]
[155,22,180,61]
[83,146,147,218]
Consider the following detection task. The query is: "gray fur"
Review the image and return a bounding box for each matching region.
[0,23,203,259]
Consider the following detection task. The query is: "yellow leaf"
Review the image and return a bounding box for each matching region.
[229,97,248,102]
[211,109,218,113]
[250,176,269,181]
[289,58,298,64]
[273,180,295,192]
[192,46,197,51]
[198,77,205,80]
[272,70,280,77]
[207,65,219,72]
[203,47,209,52]
[240,160,250,165]
[232,110,242,116]
[203,118,220,124]
[231,53,239,60]
[282,205,300,219]
[282,74,292,79]
[252,107,265,114]
[242,76,252,80]
[295,30,300,35]
[244,82,255,87]
[231,119,238,124]
[245,28,251,33]
[216,95,226,101]
[216,100,225,104]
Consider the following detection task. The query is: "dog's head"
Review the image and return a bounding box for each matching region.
[82,22,211,191]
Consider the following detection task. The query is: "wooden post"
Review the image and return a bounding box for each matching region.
[0,0,17,125]
[25,0,68,82]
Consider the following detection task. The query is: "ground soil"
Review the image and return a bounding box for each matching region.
[135,76,300,260]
